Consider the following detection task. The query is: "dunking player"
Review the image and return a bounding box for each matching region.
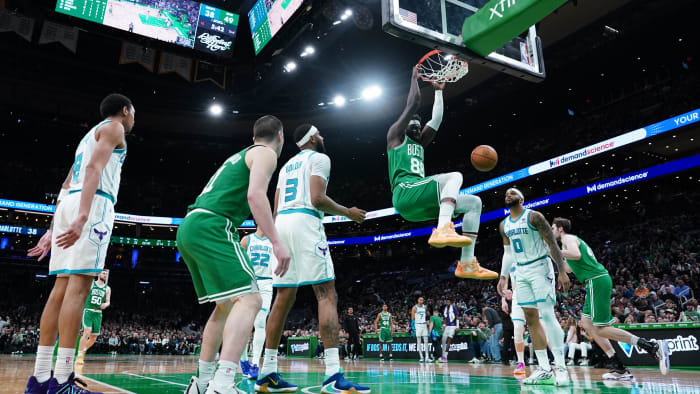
[25,93,134,394]
[497,188,570,386]
[387,66,496,279]
[440,299,459,362]
[255,124,369,393]
[374,304,394,360]
[180,115,291,394]
[238,228,278,380]
[552,217,670,379]
[75,269,112,375]
[500,258,528,376]
[411,297,429,362]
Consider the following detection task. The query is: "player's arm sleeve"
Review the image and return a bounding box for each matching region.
[500,245,515,279]
[426,90,443,131]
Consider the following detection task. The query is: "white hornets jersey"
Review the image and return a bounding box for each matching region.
[503,209,550,266]
[69,120,126,203]
[414,305,427,324]
[276,150,331,218]
[246,233,277,280]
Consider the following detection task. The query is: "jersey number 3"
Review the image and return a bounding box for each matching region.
[284,178,298,202]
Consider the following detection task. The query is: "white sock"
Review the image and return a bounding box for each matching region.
[197,360,216,391]
[444,351,449,358]
[325,348,340,377]
[417,339,423,359]
[252,325,266,366]
[260,349,278,377]
[54,347,75,384]
[605,348,616,358]
[438,202,455,228]
[517,351,525,363]
[460,234,477,262]
[240,339,249,362]
[424,337,430,359]
[540,307,566,368]
[630,336,639,346]
[33,345,54,383]
[212,360,237,389]
[535,350,551,371]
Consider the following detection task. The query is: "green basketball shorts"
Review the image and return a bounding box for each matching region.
[582,274,615,326]
[391,176,440,222]
[82,309,103,335]
[379,328,393,343]
[177,209,257,304]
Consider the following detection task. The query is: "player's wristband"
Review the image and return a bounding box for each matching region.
[57,188,69,203]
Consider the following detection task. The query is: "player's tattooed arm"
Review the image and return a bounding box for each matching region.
[530,211,570,292]
[387,65,422,150]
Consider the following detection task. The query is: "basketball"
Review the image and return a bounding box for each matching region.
[471,145,498,172]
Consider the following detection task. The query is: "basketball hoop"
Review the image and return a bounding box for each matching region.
[417,50,469,83]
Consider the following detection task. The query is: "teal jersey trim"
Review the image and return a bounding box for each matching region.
[508,209,527,223]
[278,208,323,219]
[273,277,334,288]
[69,189,115,204]
[516,255,548,266]
[49,268,103,276]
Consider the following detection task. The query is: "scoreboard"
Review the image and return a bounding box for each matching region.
[249,0,305,55]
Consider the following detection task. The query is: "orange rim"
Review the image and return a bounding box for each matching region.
[417,49,468,82]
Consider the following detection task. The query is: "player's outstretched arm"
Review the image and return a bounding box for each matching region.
[246,146,291,276]
[497,220,513,296]
[308,154,366,223]
[56,122,125,249]
[417,81,445,147]
[387,65,422,150]
[529,211,570,292]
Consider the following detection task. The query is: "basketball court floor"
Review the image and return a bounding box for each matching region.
[4,355,698,393]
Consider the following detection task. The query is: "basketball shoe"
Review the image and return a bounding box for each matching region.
[47,373,103,394]
[24,376,50,394]
[321,373,371,394]
[240,361,252,379]
[513,362,526,376]
[248,364,260,380]
[455,258,498,279]
[205,380,247,394]
[254,372,298,393]
[185,376,204,394]
[428,223,472,248]
[523,367,554,385]
[554,367,569,386]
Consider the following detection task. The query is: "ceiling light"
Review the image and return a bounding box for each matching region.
[284,61,297,72]
[301,46,315,57]
[209,104,223,116]
[333,95,346,107]
[362,85,382,100]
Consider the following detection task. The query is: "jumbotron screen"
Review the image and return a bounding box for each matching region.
[55,0,239,55]
[248,0,305,55]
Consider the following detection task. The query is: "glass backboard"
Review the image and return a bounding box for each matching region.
[382,0,546,82]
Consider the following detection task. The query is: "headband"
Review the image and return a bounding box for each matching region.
[508,188,525,201]
[409,119,421,127]
[296,125,319,147]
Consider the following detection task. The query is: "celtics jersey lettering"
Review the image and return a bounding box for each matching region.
[70,119,127,203]
[380,312,391,330]
[85,281,107,311]
[565,236,608,281]
[503,209,550,265]
[414,305,427,325]
[388,137,425,189]
[189,146,259,226]
[246,234,277,280]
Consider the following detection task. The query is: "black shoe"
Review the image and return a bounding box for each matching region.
[603,367,634,381]
[637,338,658,357]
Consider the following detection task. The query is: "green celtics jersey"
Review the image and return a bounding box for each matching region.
[380,312,391,330]
[85,281,107,311]
[388,137,425,189]
[429,315,443,336]
[565,236,608,281]
[189,145,259,226]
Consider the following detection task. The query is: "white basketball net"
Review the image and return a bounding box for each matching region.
[418,51,469,83]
